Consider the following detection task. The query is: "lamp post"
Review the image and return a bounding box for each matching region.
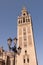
[7,37,21,65]
[7,37,12,51]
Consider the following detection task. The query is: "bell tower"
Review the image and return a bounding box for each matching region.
[17,7,37,65]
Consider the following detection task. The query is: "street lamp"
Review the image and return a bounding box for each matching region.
[7,37,21,54]
[7,37,12,51]
[7,37,21,65]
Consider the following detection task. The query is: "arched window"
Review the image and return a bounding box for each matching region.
[23,52,29,64]
[24,59,25,63]
[27,58,29,63]
[19,20,20,24]
[23,17,25,23]
[26,18,30,22]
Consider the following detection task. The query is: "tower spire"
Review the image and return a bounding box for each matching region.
[21,7,28,16]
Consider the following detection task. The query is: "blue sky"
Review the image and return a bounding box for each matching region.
[0,0,43,65]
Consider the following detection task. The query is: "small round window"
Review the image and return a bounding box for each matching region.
[23,13,25,16]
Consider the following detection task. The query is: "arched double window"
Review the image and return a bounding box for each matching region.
[23,51,29,64]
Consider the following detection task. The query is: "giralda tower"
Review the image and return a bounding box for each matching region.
[17,7,38,65]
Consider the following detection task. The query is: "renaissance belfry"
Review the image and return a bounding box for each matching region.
[17,7,38,65]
